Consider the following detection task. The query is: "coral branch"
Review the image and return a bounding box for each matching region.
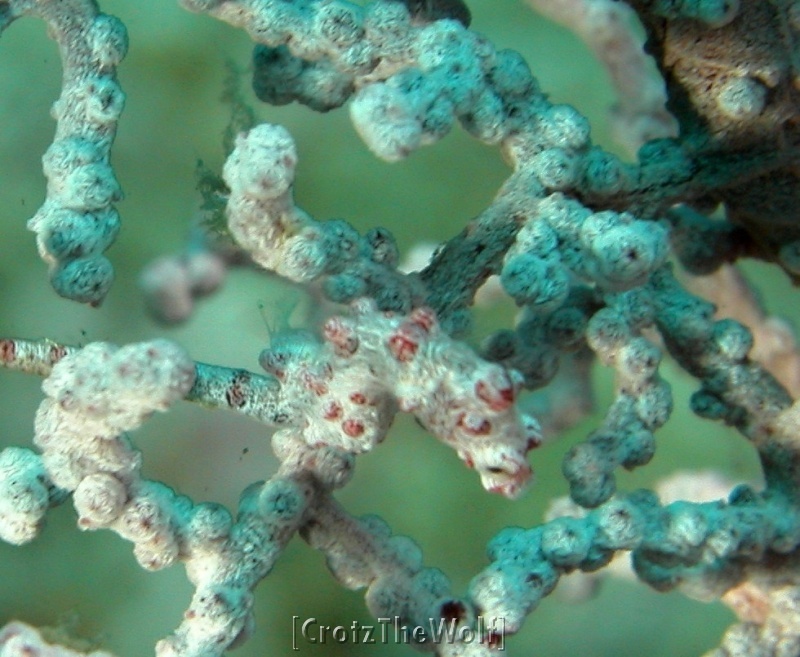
[301,494,495,655]
[684,264,800,398]
[0,622,114,657]
[473,484,800,638]
[156,474,316,657]
[222,123,422,313]
[525,0,677,155]
[0,337,77,377]
[0,337,285,426]
[2,0,127,304]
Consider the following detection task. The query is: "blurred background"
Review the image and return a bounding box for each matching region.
[0,1,791,655]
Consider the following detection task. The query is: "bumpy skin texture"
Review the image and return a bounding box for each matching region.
[4,1,800,657]
[2,0,127,305]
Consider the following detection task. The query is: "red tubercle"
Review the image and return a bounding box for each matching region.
[409,306,437,333]
[388,330,419,362]
[322,317,359,356]
[225,372,251,409]
[523,415,543,450]
[349,391,368,405]
[301,371,328,396]
[49,343,69,364]
[457,412,492,436]
[342,418,365,437]
[323,400,343,420]
[488,475,528,498]
[474,371,516,412]
[526,436,542,452]
[225,383,246,408]
[322,317,343,340]
[0,339,15,363]
[260,352,287,380]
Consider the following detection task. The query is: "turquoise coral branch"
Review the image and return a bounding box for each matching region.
[2,0,127,304]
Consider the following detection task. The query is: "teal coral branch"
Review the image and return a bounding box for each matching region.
[1,0,127,305]
[475,485,800,634]
[0,337,284,426]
